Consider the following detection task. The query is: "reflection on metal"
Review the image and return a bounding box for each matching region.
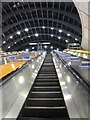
[37,43,42,51]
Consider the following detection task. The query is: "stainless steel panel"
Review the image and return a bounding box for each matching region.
[52,53,89,119]
[0,52,46,119]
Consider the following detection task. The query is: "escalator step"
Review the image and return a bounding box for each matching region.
[32,87,61,91]
[22,107,68,118]
[25,99,65,107]
[28,92,63,98]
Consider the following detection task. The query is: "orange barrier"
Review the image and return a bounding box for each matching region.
[30,55,36,59]
[0,61,26,79]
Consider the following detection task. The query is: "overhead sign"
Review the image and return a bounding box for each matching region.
[9,56,15,61]
[23,55,30,60]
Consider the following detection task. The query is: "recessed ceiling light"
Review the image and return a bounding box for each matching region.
[51,46,53,49]
[75,38,78,41]
[13,4,16,8]
[51,27,54,30]
[8,46,10,49]
[14,42,17,44]
[44,45,47,49]
[67,33,70,36]
[51,34,53,37]
[28,36,30,38]
[10,36,13,39]
[25,28,29,32]
[21,38,23,40]
[17,2,20,5]
[57,48,59,51]
[74,43,77,45]
[58,37,61,39]
[35,33,39,37]
[32,47,34,50]
[65,40,68,43]
[42,26,45,29]
[3,41,6,44]
[17,31,21,35]
[59,30,62,32]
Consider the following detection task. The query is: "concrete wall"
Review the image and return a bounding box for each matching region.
[73,0,90,50]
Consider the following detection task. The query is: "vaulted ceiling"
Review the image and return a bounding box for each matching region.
[2,2,82,51]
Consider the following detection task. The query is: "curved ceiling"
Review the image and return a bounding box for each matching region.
[2,2,82,51]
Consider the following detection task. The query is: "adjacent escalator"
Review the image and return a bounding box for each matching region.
[17,53,69,120]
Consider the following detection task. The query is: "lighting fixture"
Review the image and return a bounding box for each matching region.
[51,46,53,49]
[32,47,34,50]
[3,41,6,44]
[10,36,13,39]
[35,33,39,37]
[8,46,10,49]
[59,30,62,32]
[25,28,29,32]
[58,37,61,39]
[42,42,51,45]
[17,31,21,35]
[74,43,77,45]
[51,34,53,37]
[57,48,59,51]
[28,36,30,38]
[14,42,17,44]
[51,27,54,30]
[67,33,70,36]
[29,43,37,45]
[25,49,29,52]
[44,45,47,49]
[65,40,68,43]
[42,26,45,29]
[75,38,78,41]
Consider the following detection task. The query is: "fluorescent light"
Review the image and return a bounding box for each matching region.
[75,38,78,41]
[42,42,51,45]
[3,41,6,44]
[51,46,53,49]
[10,36,13,39]
[51,34,53,37]
[17,31,21,35]
[42,26,45,29]
[67,33,70,36]
[35,33,39,37]
[29,43,37,45]
[59,29,62,32]
[51,27,54,30]
[65,40,68,43]
[58,37,61,39]
[8,46,10,49]
[25,28,29,32]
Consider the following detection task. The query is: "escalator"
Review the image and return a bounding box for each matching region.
[17,53,70,120]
